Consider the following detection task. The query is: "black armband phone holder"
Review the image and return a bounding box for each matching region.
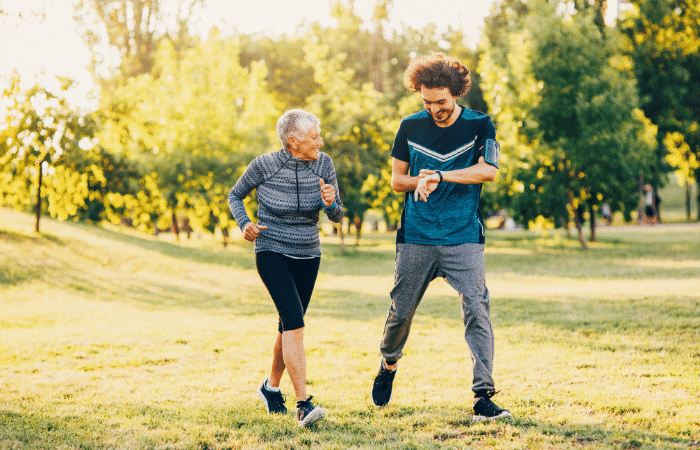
[484,138,500,168]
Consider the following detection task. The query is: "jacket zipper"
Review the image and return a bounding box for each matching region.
[295,161,300,211]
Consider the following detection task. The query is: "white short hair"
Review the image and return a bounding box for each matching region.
[276,109,320,149]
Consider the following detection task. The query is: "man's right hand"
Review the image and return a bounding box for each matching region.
[243,222,268,242]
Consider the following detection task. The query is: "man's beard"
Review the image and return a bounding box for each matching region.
[431,105,454,123]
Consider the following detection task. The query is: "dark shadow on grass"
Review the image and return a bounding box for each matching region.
[0,409,104,449]
[0,231,65,286]
[0,230,65,245]
[0,265,34,286]
[486,230,700,280]
[26,219,700,281]
[493,296,700,356]
[467,416,695,449]
[320,245,397,276]
[50,219,257,270]
[1,397,696,449]
[328,407,696,449]
[307,288,700,359]
[487,252,700,279]
[37,269,272,315]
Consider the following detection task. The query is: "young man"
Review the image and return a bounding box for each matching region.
[371,53,511,422]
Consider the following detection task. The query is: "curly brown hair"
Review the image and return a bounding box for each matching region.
[403,52,471,98]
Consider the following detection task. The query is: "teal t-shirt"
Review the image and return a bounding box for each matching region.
[392,106,496,245]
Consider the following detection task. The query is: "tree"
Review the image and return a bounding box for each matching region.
[0,1,47,21]
[239,34,318,110]
[0,72,93,232]
[664,132,699,220]
[619,0,700,220]
[304,41,396,244]
[74,0,205,85]
[94,33,278,240]
[479,0,657,246]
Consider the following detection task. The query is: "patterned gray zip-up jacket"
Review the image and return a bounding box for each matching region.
[228,148,343,257]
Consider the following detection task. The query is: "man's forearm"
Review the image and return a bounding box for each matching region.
[441,159,497,184]
[391,172,420,192]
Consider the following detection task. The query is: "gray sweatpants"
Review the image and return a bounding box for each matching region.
[379,243,495,393]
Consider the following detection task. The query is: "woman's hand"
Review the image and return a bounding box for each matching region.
[243,222,268,242]
[319,179,336,207]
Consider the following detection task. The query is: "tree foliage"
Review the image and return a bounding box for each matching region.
[304,40,396,242]
[479,0,657,246]
[3,0,695,244]
[619,0,700,218]
[74,0,205,84]
[0,72,94,232]
[94,33,278,236]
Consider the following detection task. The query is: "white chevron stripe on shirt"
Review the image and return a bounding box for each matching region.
[408,139,476,162]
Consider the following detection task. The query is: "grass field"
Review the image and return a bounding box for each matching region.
[1,207,699,449]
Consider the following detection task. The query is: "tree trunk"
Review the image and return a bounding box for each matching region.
[560,216,571,238]
[354,215,363,245]
[183,217,192,239]
[338,221,346,253]
[35,165,43,233]
[568,191,588,249]
[653,183,661,224]
[221,226,229,248]
[637,171,645,225]
[589,201,597,243]
[685,180,692,220]
[171,210,180,240]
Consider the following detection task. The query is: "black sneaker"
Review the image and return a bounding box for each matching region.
[371,361,396,407]
[472,390,512,422]
[296,395,325,427]
[257,379,287,414]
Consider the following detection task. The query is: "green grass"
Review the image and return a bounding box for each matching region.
[1,207,699,449]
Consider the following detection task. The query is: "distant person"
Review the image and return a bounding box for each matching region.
[601,203,611,226]
[371,52,511,422]
[228,109,343,428]
[644,184,657,225]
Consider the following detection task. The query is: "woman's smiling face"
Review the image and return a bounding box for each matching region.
[289,125,323,161]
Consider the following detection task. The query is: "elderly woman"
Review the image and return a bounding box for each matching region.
[228,109,343,428]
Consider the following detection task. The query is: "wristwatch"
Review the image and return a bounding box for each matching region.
[435,170,443,183]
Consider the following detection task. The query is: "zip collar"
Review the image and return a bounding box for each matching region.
[279,148,304,212]
[280,147,312,166]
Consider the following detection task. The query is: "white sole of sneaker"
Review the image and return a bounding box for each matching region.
[472,410,512,422]
[372,395,391,408]
[257,386,272,414]
[298,406,325,427]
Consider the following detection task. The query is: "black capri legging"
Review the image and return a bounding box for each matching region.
[256,251,321,333]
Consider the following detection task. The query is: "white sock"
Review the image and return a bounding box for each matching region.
[265,379,280,392]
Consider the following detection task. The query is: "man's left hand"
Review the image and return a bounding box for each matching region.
[415,169,440,202]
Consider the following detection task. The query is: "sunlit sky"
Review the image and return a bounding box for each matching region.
[0,0,499,106]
